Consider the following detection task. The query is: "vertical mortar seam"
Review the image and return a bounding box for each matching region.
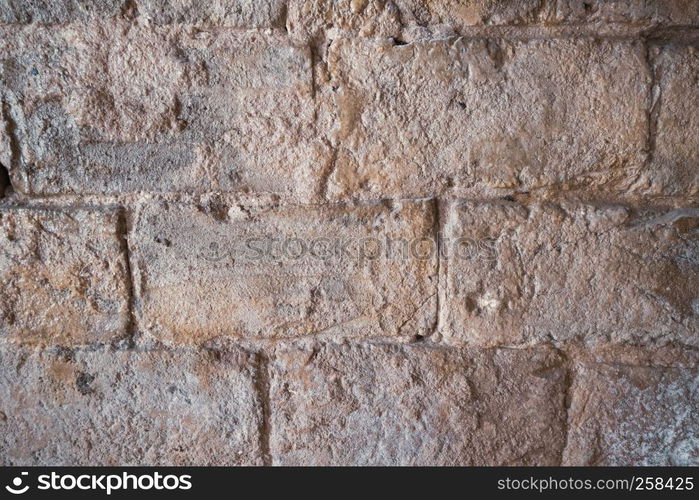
[255,350,273,466]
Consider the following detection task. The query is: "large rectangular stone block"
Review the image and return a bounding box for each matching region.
[324,37,649,200]
[131,200,438,344]
[440,200,699,346]
[649,42,699,196]
[0,23,323,200]
[563,346,699,466]
[269,342,567,465]
[0,347,263,465]
[0,207,130,347]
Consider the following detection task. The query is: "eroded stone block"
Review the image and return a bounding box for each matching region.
[649,43,699,196]
[0,24,322,200]
[0,347,263,465]
[0,207,129,347]
[325,38,648,200]
[137,0,286,27]
[270,342,567,465]
[0,0,124,24]
[440,201,699,346]
[132,200,438,344]
[563,346,699,466]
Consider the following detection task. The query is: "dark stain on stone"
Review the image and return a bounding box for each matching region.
[75,372,95,395]
[0,163,10,198]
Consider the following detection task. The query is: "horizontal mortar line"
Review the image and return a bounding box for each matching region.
[2,338,698,357]
[0,19,699,39]
[0,20,698,39]
[1,194,697,212]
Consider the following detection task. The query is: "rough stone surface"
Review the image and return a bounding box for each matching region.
[323,37,648,200]
[288,0,699,43]
[0,346,263,465]
[137,0,286,27]
[1,1,698,467]
[0,0,286,27]
[563,346,699,466]
[554,0,699,26]
[0,207,129,347]
[440,200,699,347]
[650,42,699,197]
[0,0,125,24]
[132,200,437,344]
[270,342,567,465]
[0,23,323,199]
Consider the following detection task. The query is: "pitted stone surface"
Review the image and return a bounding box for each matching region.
[132,200,438,344]
[440,201,699,347]
[563,346,699,466]
[0,23,323,200]
[270,342,567,465]
[0,347,263,465]
[324,38,649,200]
[649,42,699,197]
[0,0,697,468]
[0,207,129,347]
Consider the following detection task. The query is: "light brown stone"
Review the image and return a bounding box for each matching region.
[0,346,263,465]
[131,200,438,344]
[648,42,699,197]
[440,200,699,347]
[0,23,324,200]
[270,342,567,465]
[137,0,286,27]
[0,207,129,347]
[554,0,699,26]
[0,0,286,27]
[563,346,699,466]
[324,37,648,200]
[287,0,549,42]
[0,0,124,23]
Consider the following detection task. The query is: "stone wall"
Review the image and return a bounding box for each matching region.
[0,0,697,465]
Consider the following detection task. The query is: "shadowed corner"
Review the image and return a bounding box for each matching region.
[0,162,10,199]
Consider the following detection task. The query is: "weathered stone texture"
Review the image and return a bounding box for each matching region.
[1,0,698,468]
[0,0,286,27]
[288,0,699,43]
[440,201,699,347]
[0,207,129,347]
[0,23,324,199]
[132,200,437,344]
[563,347,699,466]
[649,43,699,197]
[554,0,699,26]
[0,0,124,23]
[324,38,648,200]
[270,342,567,465]
[137,0,287,27]
[0,347,263,465]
